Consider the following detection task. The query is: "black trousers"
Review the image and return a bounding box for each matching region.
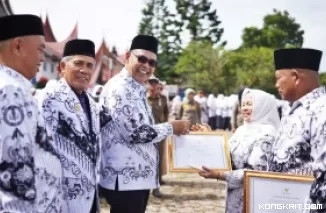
[216,115,223,129]
[99,180,150,213]
[223,117,231,130]
[90,193,97,213]
[208,116,217,130]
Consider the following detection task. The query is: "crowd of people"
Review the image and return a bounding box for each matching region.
[169,87,290,133]
[1,13,326,213]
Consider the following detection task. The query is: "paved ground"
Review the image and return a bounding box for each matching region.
[100,172,227,213]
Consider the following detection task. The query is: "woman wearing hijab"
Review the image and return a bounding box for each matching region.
[199,88,280,213]
[231,87,246,132]
[171,95,182,119]
[207,94,217,130]
[179,88,201,126]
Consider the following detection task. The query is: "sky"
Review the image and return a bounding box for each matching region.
[10,0,326,70]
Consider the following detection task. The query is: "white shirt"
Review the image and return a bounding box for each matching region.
[215,95,224,116]
[0,65,62,213]
[207,94,217,117]
[99,68,173,191]
[226,97,234,117]
[196,96,209,123]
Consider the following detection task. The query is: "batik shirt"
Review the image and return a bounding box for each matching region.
[0,65,63,213]
[38,79,110,213]
[268,87,326,211]
[99,68,173,191]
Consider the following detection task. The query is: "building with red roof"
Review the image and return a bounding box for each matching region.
[39,13,124,87]
[0,1,124,87]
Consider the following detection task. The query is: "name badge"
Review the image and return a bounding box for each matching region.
[74,104,81,112]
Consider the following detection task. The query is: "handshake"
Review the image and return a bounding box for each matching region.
[169,120,212,135]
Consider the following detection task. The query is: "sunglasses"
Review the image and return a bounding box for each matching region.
[131,51,157,68]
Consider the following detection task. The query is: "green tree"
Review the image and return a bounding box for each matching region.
[319,73,326,86]
[241,9,304,49]
[175,0,226,45]
[223,47,277,95]
[174,40,229,94]
[138,0,156,35]
[138,0,183,82]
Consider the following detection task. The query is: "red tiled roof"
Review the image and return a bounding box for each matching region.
[41,15,124,84]
[43,20,78,58]
[43,14,56,42]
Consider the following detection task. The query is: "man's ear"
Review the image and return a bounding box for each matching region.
[291,69,300,85]
[125,51,131,63]
[10,37,23,56]
[59,61,66,74]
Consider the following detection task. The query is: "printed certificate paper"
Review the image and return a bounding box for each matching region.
[244,171,315,213]
[169,132,231,172]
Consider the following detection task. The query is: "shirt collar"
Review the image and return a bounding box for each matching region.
[289,86,326,113]
[0,64,33,91]
[120,67,147,96]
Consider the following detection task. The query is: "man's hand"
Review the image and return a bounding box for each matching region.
[170,120,191,135]
[191,123,212,132]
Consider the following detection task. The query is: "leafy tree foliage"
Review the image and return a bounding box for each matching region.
[241,9,304,49]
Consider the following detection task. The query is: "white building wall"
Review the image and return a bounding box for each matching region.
[36,56,59,81]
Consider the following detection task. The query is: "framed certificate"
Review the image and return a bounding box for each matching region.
[244,171,315,213]
[169,131,232,172]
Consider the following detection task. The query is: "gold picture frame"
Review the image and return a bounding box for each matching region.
[244,170,314,213]
[168,131,232,173]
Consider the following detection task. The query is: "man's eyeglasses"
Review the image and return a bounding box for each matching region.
[131,51,157,68]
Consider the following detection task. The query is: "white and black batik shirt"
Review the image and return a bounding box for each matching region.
[99,68,173,191]
[0,65,63,213]
[268,87,326,211]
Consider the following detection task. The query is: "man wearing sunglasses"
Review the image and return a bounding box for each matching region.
[99,35,191,213]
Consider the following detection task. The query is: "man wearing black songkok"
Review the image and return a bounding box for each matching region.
[268,48,326,212]
[37,39,110,213]
[99,35,191,213]
[0,14,64,213]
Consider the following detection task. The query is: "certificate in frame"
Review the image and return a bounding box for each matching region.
[244,171,314,213]
[169,131,232,173]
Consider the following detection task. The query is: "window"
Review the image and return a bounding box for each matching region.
[43,61,47,72]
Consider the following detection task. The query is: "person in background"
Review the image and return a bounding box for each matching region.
[179,88,201,126]
[225,96,233,130]
[221,95,229,130]
[0,14,63,213]
[207,94,217,130]
[99,35,190,213]
[199,88,280,213]
[195,89,209,124]
[38,39,105,213]
[231,87,246,132]
[215,94,224,129]
[146,75,169,198]
[171,94,182,120]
